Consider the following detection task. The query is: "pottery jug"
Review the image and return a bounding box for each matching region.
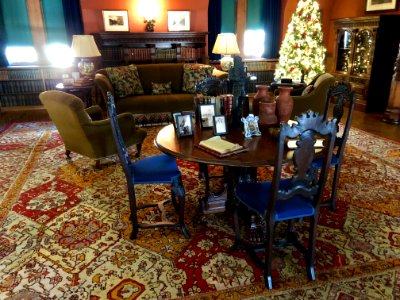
[253,85,270,116]
[275,86,293,124]
[259,101,278,126]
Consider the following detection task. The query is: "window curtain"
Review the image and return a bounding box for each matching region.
[262,0,281,58]
[62,0,84,45]
[43,0,68,44]
[0,3,8,66]
[208,0,222,61]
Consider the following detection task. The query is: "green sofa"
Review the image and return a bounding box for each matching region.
[95,63,226,116]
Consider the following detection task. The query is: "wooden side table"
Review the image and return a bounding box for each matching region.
[55,82,96,107]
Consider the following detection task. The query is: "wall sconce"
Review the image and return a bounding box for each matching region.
[144,18,156,32]
[212,33,241,71]
[71,35,101,78]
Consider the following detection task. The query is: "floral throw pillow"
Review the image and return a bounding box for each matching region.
[106,64,144,98]
[182,64,214,93]
[152,81,172,95]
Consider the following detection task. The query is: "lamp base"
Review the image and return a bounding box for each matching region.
[78,59,95,78]
[220,55,234,71]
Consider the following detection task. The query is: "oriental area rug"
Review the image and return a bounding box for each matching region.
[0,122,400,299]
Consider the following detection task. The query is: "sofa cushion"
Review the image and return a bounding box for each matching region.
[106,65,144,98]
[182,64,214,93]
[152,81,172,95]
[136,63,184,94]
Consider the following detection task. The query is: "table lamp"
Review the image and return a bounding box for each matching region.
[212,33,240,71]
[71,35,101,78]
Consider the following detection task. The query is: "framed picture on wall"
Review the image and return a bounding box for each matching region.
[102,10,129,32]
[365,0,398,12]
[167,11,190,31]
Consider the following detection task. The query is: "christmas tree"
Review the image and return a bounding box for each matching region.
[274,0,326,83]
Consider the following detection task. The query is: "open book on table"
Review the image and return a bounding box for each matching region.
[198,136,245,157]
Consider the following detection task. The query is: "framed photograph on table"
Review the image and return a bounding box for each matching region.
[172,112,181,129]
[199,104,216,128]
[176,114,193,137]
[213,115,228,135]
[102,10,129,32]
[167,11,190,31]
[365,0,398,12]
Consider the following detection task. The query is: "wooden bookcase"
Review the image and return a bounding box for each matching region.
[0,66,71,110]
[92,32,208,67]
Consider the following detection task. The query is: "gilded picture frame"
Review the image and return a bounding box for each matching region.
[102,10,129,32]
[365,0,398,12]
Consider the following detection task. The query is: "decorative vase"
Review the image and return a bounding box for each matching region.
[253,85,270,116]
[259,101,278,126]
[275,86,294,124]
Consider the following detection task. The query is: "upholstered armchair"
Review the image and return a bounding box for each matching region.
[39,90,147,167]
[291,73,336,119]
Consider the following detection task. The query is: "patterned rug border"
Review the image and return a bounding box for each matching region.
[0,129,51,226]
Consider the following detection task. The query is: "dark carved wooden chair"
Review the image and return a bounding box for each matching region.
[317,81,355,211]
[232,111,337,289]
[107,91,190,239]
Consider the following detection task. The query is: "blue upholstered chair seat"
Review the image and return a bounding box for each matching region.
[131,154,181,184]
[312,154,339,168]
[235,179,315,221]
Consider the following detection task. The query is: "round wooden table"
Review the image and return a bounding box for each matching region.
[155,123,285,214]
[155,124,283,168]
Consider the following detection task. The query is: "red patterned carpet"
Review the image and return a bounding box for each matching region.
[0,122,400,299]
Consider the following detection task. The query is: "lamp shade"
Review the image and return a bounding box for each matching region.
[71,35,101,58]
[212,33,240,55]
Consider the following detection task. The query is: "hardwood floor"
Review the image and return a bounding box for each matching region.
[1,106,399,142]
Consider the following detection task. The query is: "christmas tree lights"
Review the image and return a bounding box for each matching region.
[274,0,326,83]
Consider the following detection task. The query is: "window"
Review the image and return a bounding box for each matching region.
[5,47,38,65]
[244,30,265,58]
[2,0,70,66]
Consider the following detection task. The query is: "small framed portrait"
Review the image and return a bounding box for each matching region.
[171,112,181,129]
[241,114,261,138]
[176,114,193,137]
[167,11,190,31]
[102,10,129,32]
[199,104,216,128]
[365,0,398,12]
[213,115,228,135]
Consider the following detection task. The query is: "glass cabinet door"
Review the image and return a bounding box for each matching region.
[335,29,353,73]
[351,29,374,76]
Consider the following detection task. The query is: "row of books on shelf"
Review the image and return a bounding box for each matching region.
[0,79,60,94]
[246,60,278,72]
[126,48,152,62]
[0,67,71,81]
[0,94,41,107]
[250,70,275,82]
[180,47,201,60]
[0,80,45,94]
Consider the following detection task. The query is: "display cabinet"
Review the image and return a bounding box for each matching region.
[333,16,379,111]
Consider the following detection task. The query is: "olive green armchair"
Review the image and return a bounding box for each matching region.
[291,73,336,119]
[39,90,147,167]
